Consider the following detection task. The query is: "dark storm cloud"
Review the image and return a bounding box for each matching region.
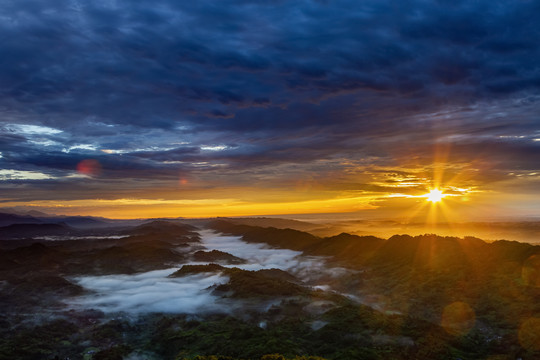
[0,0,539,197]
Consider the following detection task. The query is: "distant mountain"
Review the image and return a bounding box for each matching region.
[0,212,43,227]
[304,232,385,264]
[217,217,319,231]
[0,210,115,229]
[129,220,198,235]
[182,216,322,232]
[25,210,53,217]
[209,220,320,250]
[0,223,75,239]
[44,215,109,228]
[209,220,540,271]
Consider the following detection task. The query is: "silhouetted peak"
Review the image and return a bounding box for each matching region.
[130,220,197,235]
[387,234,415,241]
[0,223,74,238]
[0,212,43,227]
[326,233,384,243]
[256,268,299,282]
[192,250,246,264]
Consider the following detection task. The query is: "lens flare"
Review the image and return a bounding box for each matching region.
[519,317,540,350]
[441,301,475,335]
[77,159,101,176]
[522,255,540,287]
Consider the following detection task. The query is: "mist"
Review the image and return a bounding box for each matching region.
[68,230,346,315]
[69,269,230,314]
[198,230,345,281]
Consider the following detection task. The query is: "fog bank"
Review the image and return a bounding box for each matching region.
[70,269,230,314]
[68,230,348,314]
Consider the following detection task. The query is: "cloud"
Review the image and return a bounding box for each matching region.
[199,230,343,282]
[68,230,344,314]
[0,169,55,180]
[0,0,538,211]
[70,269,231,314]
[200,230,308,272]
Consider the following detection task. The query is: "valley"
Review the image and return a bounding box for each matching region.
[0,218,539,359]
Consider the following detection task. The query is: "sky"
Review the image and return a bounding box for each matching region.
[0,0,539,221]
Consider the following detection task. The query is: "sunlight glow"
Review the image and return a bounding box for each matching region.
[426,189,444,203]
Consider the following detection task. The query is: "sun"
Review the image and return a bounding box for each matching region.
[426,189,444,203]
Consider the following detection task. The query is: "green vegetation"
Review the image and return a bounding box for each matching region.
[169,263,227,277]
[193,250,246,264]
[215,267,307,298]
[210,222,540,328]
[1,220,539,359]
[178,356,328,360]
[0,320,79,360]
[2,299,538,360]
[170,264,305,298]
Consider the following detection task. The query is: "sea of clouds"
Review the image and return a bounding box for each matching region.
[68,230,348,314]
